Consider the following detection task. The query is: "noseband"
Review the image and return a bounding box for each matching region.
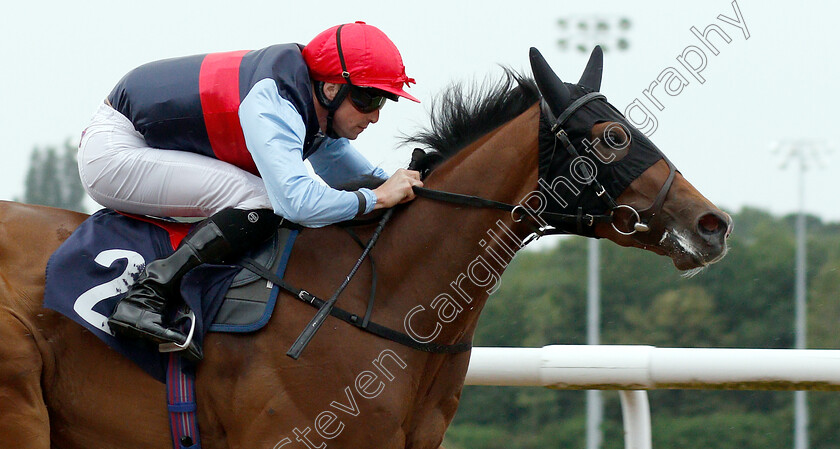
[413,91,678,240]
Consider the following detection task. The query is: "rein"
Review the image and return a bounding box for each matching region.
[412,186,612,237]
[286,208,395,359]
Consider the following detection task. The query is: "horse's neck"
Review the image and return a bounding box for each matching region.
[378,105,541,345]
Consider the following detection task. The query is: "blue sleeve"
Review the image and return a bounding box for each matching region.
[238,78,377,227]
[307,138,389,187]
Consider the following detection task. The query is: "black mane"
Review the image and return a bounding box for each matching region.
[406,69,541,164]
[337,70,542,191]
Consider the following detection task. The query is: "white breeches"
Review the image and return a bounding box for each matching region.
[78,102,271,218]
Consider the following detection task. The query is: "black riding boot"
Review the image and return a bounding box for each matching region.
[107,208,282,361]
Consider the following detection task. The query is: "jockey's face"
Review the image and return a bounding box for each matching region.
[318,83,381,140]
[331,92,380,140]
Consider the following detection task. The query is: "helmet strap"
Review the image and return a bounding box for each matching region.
[314,81,350,139]
[314,24,354,139]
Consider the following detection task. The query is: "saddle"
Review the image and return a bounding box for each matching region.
[209,227,296,333]
[44,209,298,380]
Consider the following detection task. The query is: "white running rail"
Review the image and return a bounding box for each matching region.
[464,346,840,449]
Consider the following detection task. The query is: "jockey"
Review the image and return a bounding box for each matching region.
[77,22,423,361]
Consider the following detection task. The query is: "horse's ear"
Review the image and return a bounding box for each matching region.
[529,47,571,117]
[578,46,603,91]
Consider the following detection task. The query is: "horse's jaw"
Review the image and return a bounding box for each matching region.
[596,225,729,272]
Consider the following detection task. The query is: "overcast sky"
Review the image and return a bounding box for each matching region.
[1,0,836,222]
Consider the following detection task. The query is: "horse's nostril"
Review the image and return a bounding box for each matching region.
[698,213,725,235]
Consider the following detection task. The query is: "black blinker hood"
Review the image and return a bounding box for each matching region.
[537,83,668,235]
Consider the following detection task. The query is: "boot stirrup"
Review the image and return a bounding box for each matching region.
[159,310,197,354]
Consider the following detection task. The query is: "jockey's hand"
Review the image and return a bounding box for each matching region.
[372,169,423,209]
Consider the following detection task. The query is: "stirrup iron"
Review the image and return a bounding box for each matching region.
[158,310,197,354]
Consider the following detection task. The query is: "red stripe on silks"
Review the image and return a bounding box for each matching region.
[198,50,259,175]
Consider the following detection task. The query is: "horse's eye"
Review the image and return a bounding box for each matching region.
[604,125,629,149]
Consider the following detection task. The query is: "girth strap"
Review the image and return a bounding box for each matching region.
[166,354,201,449]
[237,258,472,354]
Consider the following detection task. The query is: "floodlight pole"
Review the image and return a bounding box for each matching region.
[586,239,602,449]
[793,151,808,449]
[776,140,831,449]
[556,16,632,449]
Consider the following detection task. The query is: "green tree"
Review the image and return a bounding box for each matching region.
[806,241,840,449]
[622,286,724,347]
[20,139,86,212]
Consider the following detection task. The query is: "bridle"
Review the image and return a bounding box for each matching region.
[544,92,678,236]
[413,91,678,240]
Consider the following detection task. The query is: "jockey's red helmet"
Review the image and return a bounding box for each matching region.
[303,22,420,103]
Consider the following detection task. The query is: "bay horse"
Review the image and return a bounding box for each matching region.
[0,47,730,448]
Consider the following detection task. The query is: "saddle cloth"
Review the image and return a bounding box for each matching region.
[44,209,297,381]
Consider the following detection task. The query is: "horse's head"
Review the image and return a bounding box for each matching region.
[529,47,731,271]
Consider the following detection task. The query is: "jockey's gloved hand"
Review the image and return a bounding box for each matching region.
[373,169,423,209]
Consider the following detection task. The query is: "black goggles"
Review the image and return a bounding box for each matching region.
[348,86,388,113]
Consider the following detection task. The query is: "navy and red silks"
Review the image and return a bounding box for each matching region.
[107,44,323,175]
